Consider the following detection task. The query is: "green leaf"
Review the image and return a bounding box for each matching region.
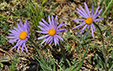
[0,63,3,67]
[0,58,10,62]
[77,43,90,71]
[111,51,113,58]
[101,0,113,18]
[42,0,47,6]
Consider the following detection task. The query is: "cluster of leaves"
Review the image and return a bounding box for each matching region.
[9,53,18,71]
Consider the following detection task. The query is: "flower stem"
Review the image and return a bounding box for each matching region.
[93,22,107,71]
[60,44,68,67]
[28,38,46,65]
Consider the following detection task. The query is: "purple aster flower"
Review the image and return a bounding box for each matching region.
[36,15,67,46]
[72,2,103,39]
[7,20,30,52]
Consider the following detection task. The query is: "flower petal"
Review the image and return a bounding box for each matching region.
[93,9,102,19]
[38,26,46,31]
[72,19,85,21]
[9,38,18,43]
[54,16,57,27]
[12,39,21,50]
[20,20,24,30]
[93,18,103,22]
[72,21,85,30]
[39,21,48,28]
[56,35,63,41]
[17,23,23,32]
[24,43,28,52]
[91,23,96,31]
[13,26,20,32]
[91,25,94,39]
[79,5,89,17]
[94,6,100,17]
[48,15,52,25]
[75,11,87,18]
[7,36,17,39]
[54,35,59,46]
[92,5,94,16]
[41,38,47,45]
[57,29,66,32]
[84,26,89,39]
[21,43,24,52]
[57,21,65,29]
[37,35,49,40]
[76,8,88,17]
[84,2,90,16]
[36,31,48,34]
[42,18,49,26]
[80,25,87,35]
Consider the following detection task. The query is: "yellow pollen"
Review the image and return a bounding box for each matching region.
[48,28,56,36]
[85,17,93,25]
[19,31,27,40]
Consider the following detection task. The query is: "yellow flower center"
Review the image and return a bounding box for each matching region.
[19,31,27,40]
[85,17,93,25]
[48,28,56,36]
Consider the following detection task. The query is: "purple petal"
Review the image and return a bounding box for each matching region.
[57,29,66,32]
[24,20,28,32]
[27,22,30,32]
[72,21,85,30]
[57,21,65,29]
[48,15,52,25]
[91,23,96,31]
[9,38,18,43]
[13,26,20,32]
[57,32,62,35]
[48,36,53,45]
[9,29,19,35]
[42,18,49,26]
[94,6,100,17]
[38,26,46,31]
[54,16,57,27]
[17,41,23,52]
[36,31,48,34]
[24,43,28,52]
[21,44,24,52]
[80,25,87,35]
[92,5,94,16]
[79,5,89,17]
[93,9,102,19]
[75,11,87,18]
[93,18,103,22]
[17,45,21,52]
[8,32,19,36]
[84,26,89,39]
[7,36,17,39]
[39,21,48,28]
[17,23,23,32]
[84,2,90,16]
[76,30,81,34]
[54,35,59,46]
[56,35,63,41]
[45,36,52,45]
[76,8,88,17]
[37,35,49,40]
[52,15,54,26]
[72,19,85,21]
[12,39,21,50]
[20,20,24,30]
[41,38,47,45]
[91,25,94,39]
